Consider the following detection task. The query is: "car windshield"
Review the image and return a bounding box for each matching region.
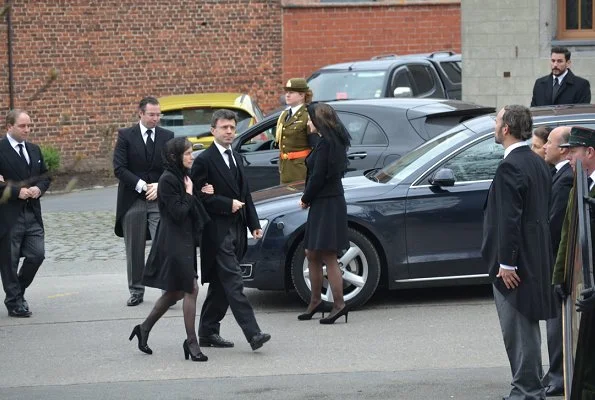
[160,108,253,138]
[308,70,387,101]
[370,125,475,184]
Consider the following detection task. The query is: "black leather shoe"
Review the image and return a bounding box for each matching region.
[249,332,271,351]
[199,334,234,348]
[8,306,32,318]
[22,298,29,312]
[545,385,564,396]
[127,295,144,307]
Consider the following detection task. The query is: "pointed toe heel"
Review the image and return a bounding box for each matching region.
[129,324,153,355]
[183,339,208,362]
[297,302,326,321]
[319,305,350,325]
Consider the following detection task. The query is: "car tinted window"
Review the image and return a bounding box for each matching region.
[160,108,252,138]
[390,68,413,95]
[409,64,444,97]
[362,121,388,145]
[439,61,462,84]
[371,126,470,184]
[441,136,503,182]
[238,123,276,153]
[337,112,368,145]
[308,71,386,101]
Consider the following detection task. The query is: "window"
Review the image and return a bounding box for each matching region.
[390,68,414,97]
[408,64,445,98]
[337,113,368,145]
[160,108,252,138]
[361,122,388,145]
[441,137,503,182]
[558,0,595,39]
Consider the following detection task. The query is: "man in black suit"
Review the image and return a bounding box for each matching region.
[113,96,173,306]
[191,109,271,351]
[541,126,573,397]
[482,105,557,400]
[0,109,51,317]
[531,46,591,107]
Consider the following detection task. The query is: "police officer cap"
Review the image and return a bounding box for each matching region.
[284,78,309,93]
[560,126,595,148]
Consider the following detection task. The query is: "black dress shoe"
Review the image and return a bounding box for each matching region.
[249,332,271,351]
[8,306,32,318]
[545,385,564,396]
[127,295,144,307]
[22,298,29,312]
[199,334,234,348]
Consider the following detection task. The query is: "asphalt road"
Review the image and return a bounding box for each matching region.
[0,187,556,399]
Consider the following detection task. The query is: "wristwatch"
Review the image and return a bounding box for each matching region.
[142,184,148,192]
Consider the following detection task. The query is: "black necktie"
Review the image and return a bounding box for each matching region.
[225,149,238,180]
[551,167,557,177]
[285,109,292,122]
[146,130,154,160]
[552,77,560,103]
[17,143,28,165]
[588,177,593,190]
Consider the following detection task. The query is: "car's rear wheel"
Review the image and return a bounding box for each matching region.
[290,227,381,308]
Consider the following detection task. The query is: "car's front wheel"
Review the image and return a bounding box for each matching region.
[290,227,381,308]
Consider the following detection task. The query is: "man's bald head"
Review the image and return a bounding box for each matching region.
[544,126,571,165]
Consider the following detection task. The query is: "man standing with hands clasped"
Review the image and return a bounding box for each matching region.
[191,109,271,351]
[482,105,556,400]
[0,109,51,317]
[113,96,173,307]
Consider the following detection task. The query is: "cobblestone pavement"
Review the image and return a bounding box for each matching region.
[44,211,128,263]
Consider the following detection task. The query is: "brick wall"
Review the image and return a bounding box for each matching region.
[0,0,282,171]
[0,0,460,172]
[282,1,461,82]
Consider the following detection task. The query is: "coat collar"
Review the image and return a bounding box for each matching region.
[206,145,241,196]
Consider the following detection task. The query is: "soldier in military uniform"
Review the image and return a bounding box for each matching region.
[275,78,317,184]
[552,126,595,399]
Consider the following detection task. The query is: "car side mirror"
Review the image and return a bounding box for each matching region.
[393,87,413,98]
[429,168,455,187]
[192,143,204,151]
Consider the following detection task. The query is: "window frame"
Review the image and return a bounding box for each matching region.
[557,0,595,39]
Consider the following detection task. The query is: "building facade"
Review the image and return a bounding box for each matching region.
[0,0,459,171]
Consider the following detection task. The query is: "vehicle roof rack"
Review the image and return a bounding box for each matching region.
[370,54,398,60]
[428,50,456,58]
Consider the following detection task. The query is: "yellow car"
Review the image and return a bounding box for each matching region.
[158,93,264,148]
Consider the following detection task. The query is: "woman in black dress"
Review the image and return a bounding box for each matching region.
[129,137,211,361]
[298,102,351,324]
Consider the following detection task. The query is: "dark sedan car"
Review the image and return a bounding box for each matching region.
[240,104,595,307]
[233,98,494,191]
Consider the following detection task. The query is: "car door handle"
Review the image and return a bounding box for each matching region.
[347,152,367,160]
[270,157,279,165]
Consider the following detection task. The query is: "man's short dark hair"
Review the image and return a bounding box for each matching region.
[139,96,159,112]
[503,105,533,140]
[551,46,571,61]
[5,109,26,127]
[211,109,238,127]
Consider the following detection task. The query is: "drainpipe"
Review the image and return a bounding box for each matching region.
[5,0,14,109]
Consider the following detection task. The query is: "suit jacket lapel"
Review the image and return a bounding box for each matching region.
[209,146,240,196]
[131,124,146,161]
[0,139,28,181]
[553,163,570,184]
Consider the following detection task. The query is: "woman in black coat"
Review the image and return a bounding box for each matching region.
[129,137,212,361]
[298,102,351,324]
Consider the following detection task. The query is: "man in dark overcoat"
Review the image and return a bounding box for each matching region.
[531,46,591,107]
[552,126,595,399]
[541,126,573,396]
[482,105,557,400]
[113,96,173,306]
[0,109,51,317]
[191,109,271,351]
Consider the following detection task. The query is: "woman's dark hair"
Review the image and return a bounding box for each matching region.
[162,137,192,178]
[307,102,352,176]
[532,125,552,143]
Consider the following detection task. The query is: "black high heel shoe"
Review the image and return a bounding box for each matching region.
[183,339,208,362]
[297,302,326,321]
[129,324,152,354]
[319,305,350,324]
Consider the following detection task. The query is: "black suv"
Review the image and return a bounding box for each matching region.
[307,51,461,102]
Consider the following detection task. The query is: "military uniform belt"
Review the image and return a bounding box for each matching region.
[280,149,311,160]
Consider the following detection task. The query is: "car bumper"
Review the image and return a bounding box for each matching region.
[241,226,288,291]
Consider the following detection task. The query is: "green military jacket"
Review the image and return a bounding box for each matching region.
[553,185,595,284]
[275,105,310,184]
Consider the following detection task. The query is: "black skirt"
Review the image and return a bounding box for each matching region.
[304,195,349,253]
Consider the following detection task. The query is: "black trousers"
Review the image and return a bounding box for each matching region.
[199,221,260,342]
[0,207,44,310]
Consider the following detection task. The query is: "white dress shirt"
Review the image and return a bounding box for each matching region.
[6,133,30,164]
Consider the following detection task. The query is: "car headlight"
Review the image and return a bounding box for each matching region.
[247,219,268,239]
